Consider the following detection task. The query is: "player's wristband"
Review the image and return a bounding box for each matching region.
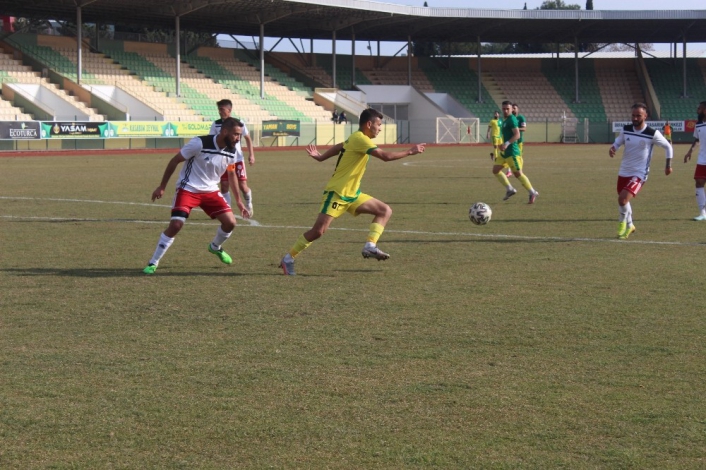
[504,141,510,147]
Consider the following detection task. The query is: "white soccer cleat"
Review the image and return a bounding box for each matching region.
[362,246,390,261]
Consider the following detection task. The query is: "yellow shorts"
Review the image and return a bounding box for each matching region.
[319,191,372,218]
[493,137,502,146]
[495,153,523,171]
[518,142,524,155]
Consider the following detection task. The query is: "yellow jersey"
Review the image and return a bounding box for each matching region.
[324,130,378,201]
[488,118,501,139]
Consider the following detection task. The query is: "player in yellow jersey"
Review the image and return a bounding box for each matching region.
[280,108,426,275]
[486,111,502,160]
[486,110,511,177]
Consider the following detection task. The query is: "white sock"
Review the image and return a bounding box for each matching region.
[243,190,252,204]
[283,253,294,263]
[696,187,706,213]
[625,202,633,226]
[364,241,376,249]
[149,233,174,266]
[210,226,232,251]
[223,191,232,207]
[618,203,629,223]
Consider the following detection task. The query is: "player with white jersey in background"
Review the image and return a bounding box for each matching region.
[210,99,255,216]
[683,101,706,221]
[609,103,673,240]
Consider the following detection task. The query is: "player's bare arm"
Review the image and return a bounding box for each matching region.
[245,134,255,165]
[151,153,186,201]
[684,139,698,163]
[306,143,343,162]
[371,143,426,162]
[227,169,250,218]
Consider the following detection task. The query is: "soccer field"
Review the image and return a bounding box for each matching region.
[1,144,704,468]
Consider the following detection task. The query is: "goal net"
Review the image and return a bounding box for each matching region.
[436,117,480,144]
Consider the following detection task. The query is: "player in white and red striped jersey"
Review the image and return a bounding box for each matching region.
[142,117,250,274]
[683,101,706,220]
[609,102,673,239]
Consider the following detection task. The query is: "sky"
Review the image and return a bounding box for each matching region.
[223,0,703,54]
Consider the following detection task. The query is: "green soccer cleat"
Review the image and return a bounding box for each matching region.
[618,224,636,240]
[208,244,233,264]
[143,264,157,274]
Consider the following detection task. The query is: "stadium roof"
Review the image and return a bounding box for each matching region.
[0,0,705,45]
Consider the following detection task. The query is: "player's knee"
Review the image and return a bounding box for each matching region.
[221,220,236,232]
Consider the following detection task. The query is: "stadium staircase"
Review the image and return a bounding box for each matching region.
[2,38,106,121]
[421,60,498,119]
[491,69,576,122]
[360,68,434,92]
[593,60,645,122]
[315,55,372,90]
[644,58,706,121]
[0,46,38,119]
[541,59,607,122]
[98,47,201,121]
[188,51,330,122]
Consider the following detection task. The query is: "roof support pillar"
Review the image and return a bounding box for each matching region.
[477,36,482,103]
[402,35,409,86]
[260,23,265,99]
[175,15,181,98]
[682,36,688,98]
[574,37,580,103]
[76,7,82,84]
[310,38,315,67]
[332,30,337,88]
[351,29,356,88]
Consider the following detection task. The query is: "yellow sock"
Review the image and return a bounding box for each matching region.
[517,174,534,192]
[288,234,312,258]
[495,171,511,187]
[367,222,385,245]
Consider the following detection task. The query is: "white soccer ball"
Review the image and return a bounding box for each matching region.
[469,202,492,225]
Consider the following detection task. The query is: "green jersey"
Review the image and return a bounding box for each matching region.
[501,115,520,157]
[515,114,526,143]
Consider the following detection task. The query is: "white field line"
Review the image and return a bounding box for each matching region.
[0,196,703,247]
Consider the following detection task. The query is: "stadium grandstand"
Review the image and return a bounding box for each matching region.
[0,0,705,149]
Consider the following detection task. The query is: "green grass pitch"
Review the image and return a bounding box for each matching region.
[1,144,704,468]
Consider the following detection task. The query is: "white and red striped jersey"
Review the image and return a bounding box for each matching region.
[209,118,249,163]
[175,135,237,193]
[693,121,706,165]
[612,124,673,181]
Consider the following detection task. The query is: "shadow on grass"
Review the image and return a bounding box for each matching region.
[0,267,283,278]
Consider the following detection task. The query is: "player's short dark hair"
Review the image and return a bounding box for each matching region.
[632,102,648,112]
[512,103,519,107]
[217,99,233,109]
[699,101,706,108]
[221,117,243,130]
[501,100,512,107]
[359,108,383,125]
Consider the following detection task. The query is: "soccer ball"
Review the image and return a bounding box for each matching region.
[469,202,492,225]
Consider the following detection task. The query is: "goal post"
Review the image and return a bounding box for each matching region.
[436,117,480,144]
